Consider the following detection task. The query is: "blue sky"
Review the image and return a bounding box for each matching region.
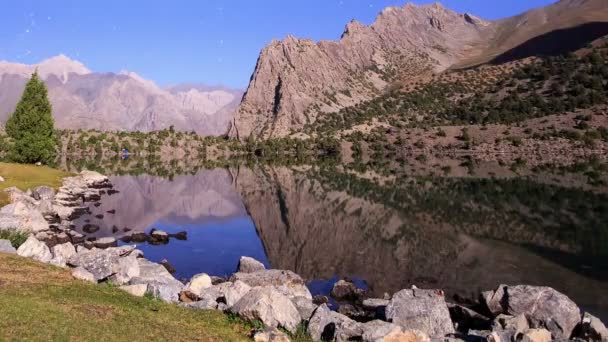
[0,0,557,89]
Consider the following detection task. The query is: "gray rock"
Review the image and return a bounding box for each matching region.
[231,286,302,333]
[580,312,608,342]
[0,215,24,231]
[128,258,184,303]
[492,314,529,336]
[521,328,551,342]
[362,298,390,310]
[50,242,77,268]
[230,269,312,300]
[308,304,364,341]
[67,245,138,281]
[448,303,491,333]
[72,266,96,283]
[0,239,16,254]
[291,296,317,321]
[331,280,358,300]
[36,199,55,215]
[0,201,49,233]
[93,237,117,249]
[180,294,219,311]
[385,288,454,338]
[483,285,580,339]
[238,256,266,273]
[119,284,148,297]
[253,327,291,342]
[109,254,140,285]
[362,320,403,342]
[33,186,55,201]
[213,280,252,307]
[17,236,52,263]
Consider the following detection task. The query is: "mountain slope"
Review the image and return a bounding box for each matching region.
[230,0,608,139]
[0,56,243,135]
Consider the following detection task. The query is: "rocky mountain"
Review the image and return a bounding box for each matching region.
[0,55,242,135]
[230,0,608,139]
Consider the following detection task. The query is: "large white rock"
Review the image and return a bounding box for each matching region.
[0,201,49,233]
[186,273,212,296]
[17,236,52,263]
[230,269,312,300]
[385,288,454,338]
[50,242,77,268]
[231,286,302,333]
[128,258,184,303]
[308,304,365,341]
[213,280,252,307]
[119,284,148,297]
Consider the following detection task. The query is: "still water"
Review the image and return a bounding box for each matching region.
[69,162,608,318]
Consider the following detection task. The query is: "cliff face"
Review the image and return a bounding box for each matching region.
[230,0,608,139]
[230,3,492,139]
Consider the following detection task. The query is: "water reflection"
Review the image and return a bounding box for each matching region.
[68,161,608,318]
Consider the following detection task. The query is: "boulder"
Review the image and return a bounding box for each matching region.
[230,269,312,300]
[0,201,49,233]
[67,245,138,281]
[579,312,608,341]
[72,266,96,283]
[308,304,364,341]
[238,256,266,273]
[448,303,491,332]
[521,328,551,342]
[119,284,148,297]
[17,236,52,263]
[0,239,16,254]
[362,320,430,342]
[50,242,77,267]
[186,273,213,297]
[32,186,55,201]
[180,295,219,310]
[253,327,291,342]
[291,296,317,322]
[385,288,454,337]
[231,286,301,333]
[94,237,117,249]
[492,314,529,337]
[213,280,252,307]
[128,258,184,303]
[109,254,140,285]
[150,229,169,242]
[331,279,358,300]
[483,285,580,339]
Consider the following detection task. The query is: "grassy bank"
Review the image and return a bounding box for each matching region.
[0,162,72,206]
[0,253,251,341]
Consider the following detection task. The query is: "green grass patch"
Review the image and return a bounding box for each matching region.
[0,253,252,341]
[0,230,28,248]
[0,162,72,206]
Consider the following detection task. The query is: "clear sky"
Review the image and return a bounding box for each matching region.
[0,0,558,89]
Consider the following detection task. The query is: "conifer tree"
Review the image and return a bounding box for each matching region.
[5,71,57,164]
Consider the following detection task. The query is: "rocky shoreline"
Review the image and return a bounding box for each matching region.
[0,171,606,342]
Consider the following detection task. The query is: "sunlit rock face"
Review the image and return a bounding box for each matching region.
[0,56,242,135]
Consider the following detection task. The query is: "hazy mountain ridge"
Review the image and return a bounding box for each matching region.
[0,55,243,135]
[230,0,608,139]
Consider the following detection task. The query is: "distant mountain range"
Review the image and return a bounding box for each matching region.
[229,0,608,139]
[0,55,243,135]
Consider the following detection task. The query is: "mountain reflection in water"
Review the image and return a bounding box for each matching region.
[70,164,608,319]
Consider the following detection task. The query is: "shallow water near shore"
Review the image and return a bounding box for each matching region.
[64,158,608,319]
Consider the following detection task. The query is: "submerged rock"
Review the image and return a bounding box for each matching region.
[331,279,358,300]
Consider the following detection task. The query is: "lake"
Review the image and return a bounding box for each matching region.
[65,158,608,319]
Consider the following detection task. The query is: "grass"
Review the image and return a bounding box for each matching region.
[0,162,72,206]
[0,253,252,341]
[0,230,28,248]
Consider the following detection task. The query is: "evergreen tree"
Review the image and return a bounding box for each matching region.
[5,71,56,164]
